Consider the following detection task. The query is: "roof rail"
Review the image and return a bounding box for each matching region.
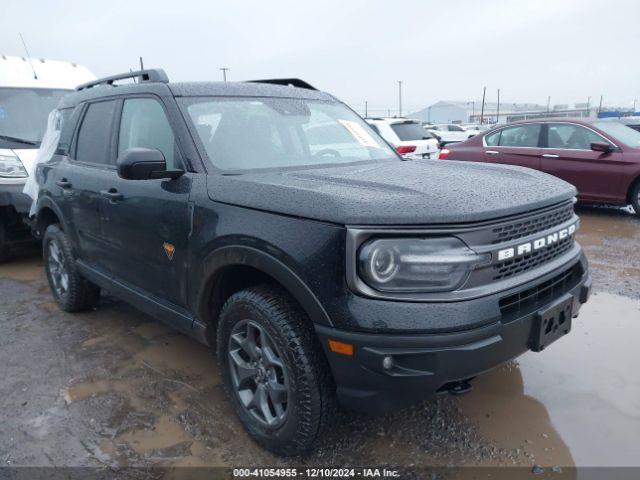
[247,78,317,90]
[76,68,169,91]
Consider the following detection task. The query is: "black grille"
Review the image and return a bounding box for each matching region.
[491,203,574,244]
[499,263,582,319]
[493,236,574,280]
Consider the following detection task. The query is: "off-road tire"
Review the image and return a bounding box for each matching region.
[631,181,640,218]
[0,221,9,263]
[217,284,334,456]
[43,224,100,312]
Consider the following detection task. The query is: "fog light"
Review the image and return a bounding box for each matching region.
[382,356,394,370]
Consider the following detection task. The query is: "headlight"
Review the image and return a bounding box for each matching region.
[0,154,28,178]
[358,237,489,293]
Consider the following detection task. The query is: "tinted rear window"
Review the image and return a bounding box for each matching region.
[75,100,117,165]
[391,122,433,141]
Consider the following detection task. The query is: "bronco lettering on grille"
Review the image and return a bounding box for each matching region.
[497,223,577,261]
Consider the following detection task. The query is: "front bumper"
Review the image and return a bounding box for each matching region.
[316,257,592,414]
[0,183,31,214]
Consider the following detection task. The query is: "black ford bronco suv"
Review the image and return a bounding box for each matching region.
[36,69,591,455]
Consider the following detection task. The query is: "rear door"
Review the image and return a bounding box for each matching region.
[540,123,624,202]
[482,123,542,169]
[97,96,193,308]
[61,99,119,272]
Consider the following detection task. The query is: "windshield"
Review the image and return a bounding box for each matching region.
[181,97,397,171]
[391,122,434,141]
[0,88,70,147]
[592,121,640,148]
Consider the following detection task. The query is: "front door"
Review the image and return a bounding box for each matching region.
[540,123,624,202]
[97,96,192,308]
[482,123,542,170]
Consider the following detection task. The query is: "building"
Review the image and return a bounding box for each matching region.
[408,100,595,124]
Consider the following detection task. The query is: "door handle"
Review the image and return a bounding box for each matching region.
[56,179,72,189]
[542,153,559,158]
[100,189,123,201]
[485,150,500,155]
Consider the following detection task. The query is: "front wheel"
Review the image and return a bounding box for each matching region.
[631,181,640,218]
[217,285,334,456]
[43,224,100,312]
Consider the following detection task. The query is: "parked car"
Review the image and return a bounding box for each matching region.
[440,119,640,216]
[461,123,491,133]
[36,70,591,455]
[365,117,440,159]
[425,123,477,145]
[0,56,94,261]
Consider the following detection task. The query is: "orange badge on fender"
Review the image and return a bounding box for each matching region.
[163,242,175,261]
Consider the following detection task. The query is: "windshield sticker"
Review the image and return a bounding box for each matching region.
[337,119,380,148]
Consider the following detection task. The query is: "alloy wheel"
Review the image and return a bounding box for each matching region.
[228,319,289,428]
[48,240,69,298]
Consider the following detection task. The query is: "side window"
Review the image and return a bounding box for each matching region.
[75,100,118,165]
[485,129,501,146]
[498,124,541,147]
[118,98,178,169]
[547,123,609,150]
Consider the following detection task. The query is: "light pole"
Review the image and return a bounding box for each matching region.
[220,67,229,82]
[598,95,603,114]
[398,81,403,117]
[497,89,500,124]
[480,86,486,124]
[365,101,368,117]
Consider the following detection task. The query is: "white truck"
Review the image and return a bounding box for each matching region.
[0,56,94,261]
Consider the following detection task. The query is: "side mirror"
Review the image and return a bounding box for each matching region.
[590,141,612,153]
[117,148,183,180]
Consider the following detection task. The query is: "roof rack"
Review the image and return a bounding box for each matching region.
[76,68,169,91]
[247,78,317,90]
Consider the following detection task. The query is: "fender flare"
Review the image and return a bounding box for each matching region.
[34,196,68,235]
[196,245,333,328]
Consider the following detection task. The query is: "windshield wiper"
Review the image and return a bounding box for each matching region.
[0,135,38,146]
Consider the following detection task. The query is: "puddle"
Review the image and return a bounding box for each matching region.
[461,292,640,467]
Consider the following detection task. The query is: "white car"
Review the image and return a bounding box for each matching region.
[460,123,490,134]
[425,123,477,145]
[0,56,94,261]
[365,118,440,160]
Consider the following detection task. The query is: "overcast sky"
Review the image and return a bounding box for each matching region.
[2,0,638,115]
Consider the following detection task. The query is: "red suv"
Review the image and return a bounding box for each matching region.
[440,119,640,216]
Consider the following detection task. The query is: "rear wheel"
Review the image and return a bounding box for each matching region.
[43,224,100,312]
[631,181,640,218]
[217,285,333,456]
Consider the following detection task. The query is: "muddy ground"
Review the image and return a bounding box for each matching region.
[0,206,639,475]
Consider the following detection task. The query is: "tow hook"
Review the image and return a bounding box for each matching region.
[447,379,474,396]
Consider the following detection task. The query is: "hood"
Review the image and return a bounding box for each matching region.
[207,160,577,225]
